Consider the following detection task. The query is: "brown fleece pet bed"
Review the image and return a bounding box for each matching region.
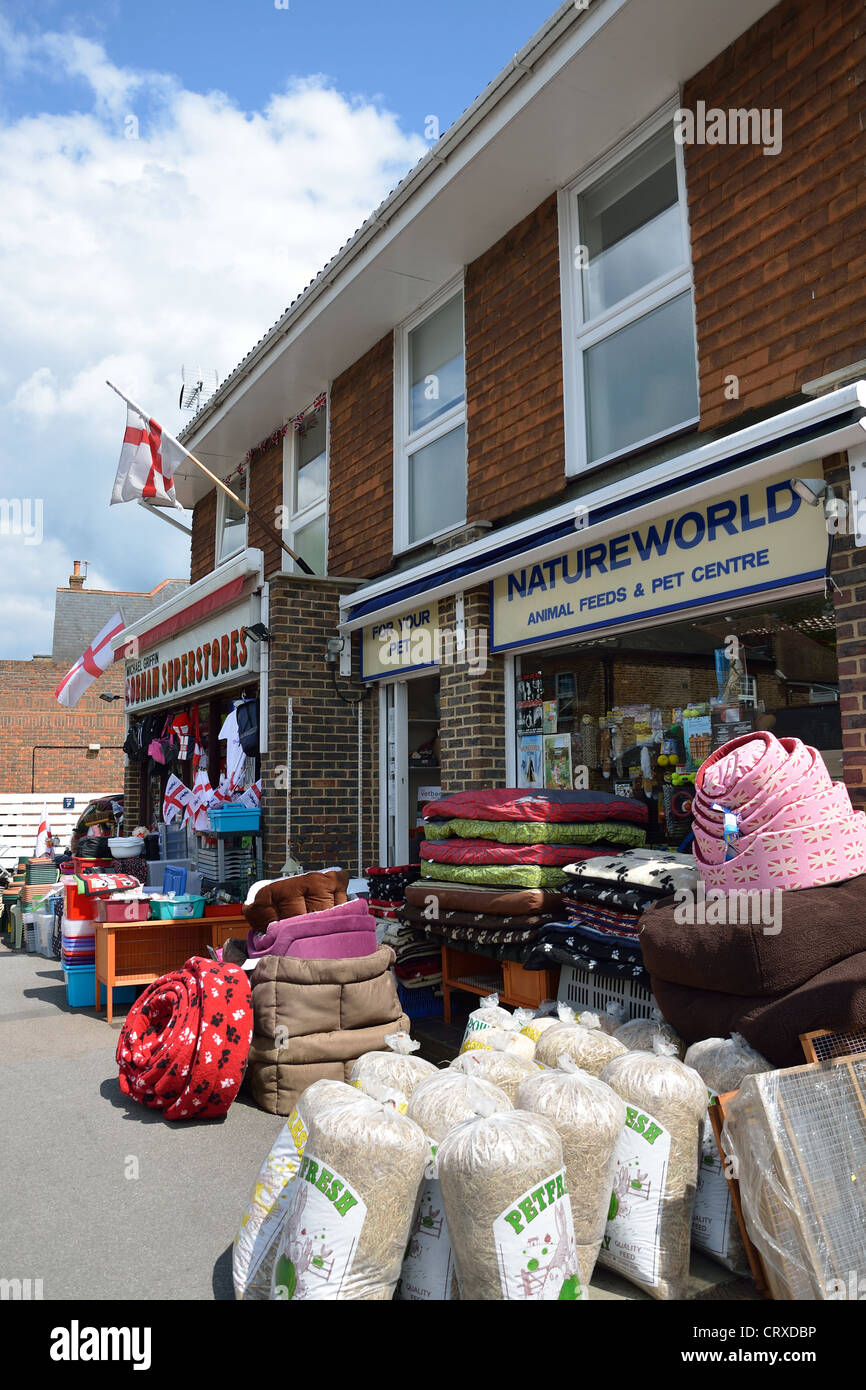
[244,870,350,934]
[640,874,866,997]
[404,880,562,916]
[651,951,866,1068]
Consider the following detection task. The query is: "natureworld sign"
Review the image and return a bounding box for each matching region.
[491,472,827,651]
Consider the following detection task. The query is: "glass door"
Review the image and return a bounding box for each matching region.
[380,681,408,865]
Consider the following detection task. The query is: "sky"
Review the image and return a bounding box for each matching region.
[0,0,556,659]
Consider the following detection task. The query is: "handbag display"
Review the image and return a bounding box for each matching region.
[147,715,180,766]
[236,699,259,756]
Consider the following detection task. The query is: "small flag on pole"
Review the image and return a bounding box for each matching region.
[55,611,125,710]
[34,804,52,857]
[163,774,192,825]
[112,404,185,510]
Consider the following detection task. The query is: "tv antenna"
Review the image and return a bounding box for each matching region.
[179,366,219,412]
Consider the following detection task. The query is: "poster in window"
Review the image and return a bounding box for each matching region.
[516,672,544,736]
[544,734,573,791]
[518,735,543,789]
[542,700,558,734]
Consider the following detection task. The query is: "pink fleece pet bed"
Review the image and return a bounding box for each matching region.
[246,897,378,960]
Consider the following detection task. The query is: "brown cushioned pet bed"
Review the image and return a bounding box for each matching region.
[404,880,562,916]
[651,951,866,1069]
[640,874,866,997]
[244,869,350,934]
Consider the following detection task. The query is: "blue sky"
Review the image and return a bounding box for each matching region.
[0,0,558,660]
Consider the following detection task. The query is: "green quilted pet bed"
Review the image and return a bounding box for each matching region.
[424,817,647,847]
[419,861,570,889]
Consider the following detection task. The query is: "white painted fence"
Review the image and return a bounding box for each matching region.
[0,793,114,866]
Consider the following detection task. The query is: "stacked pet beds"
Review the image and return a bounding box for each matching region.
[523,848,699,983]
[405,789,649,959]
[642,732,866,1067]
[242,871,410,1115]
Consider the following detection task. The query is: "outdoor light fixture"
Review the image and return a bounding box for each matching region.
[99,693,124,702]
[244,622,273,644]
[324,635,345,665]
[790,476,843,523]
[790,476,842,597]
[88,743,101,752]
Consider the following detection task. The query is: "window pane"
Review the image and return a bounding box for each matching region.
[408,423,466,544]
[296,407,327,512]
[409,293,464,433]
[294,513,327,575]
[584,291,698,462]
[219,479,246,560]
[580,126,683,319]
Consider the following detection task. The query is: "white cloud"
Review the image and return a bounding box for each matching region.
[0,22,425,657]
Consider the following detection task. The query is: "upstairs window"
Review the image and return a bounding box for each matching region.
[283,399,328,574]
[563,110,699,471]
[216,473,247,564]
[395,282,467,551]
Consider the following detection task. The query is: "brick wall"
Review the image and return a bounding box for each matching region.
[329,333,394,579]
[262,575,376,874]
[684,0,866,432]
[465,194,565,523]
[829,453,866,810]
[190,490,217,584]
[439,589,506,792]
[247,441,284,576]
[0,659,125,795]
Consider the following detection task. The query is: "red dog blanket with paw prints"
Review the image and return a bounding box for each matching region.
[116,956,253,1120]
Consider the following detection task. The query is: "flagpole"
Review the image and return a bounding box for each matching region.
[106,380,316,576]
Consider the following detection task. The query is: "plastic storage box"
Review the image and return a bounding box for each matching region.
[95,898,151,923]
[208,807,261,832]
[149,894,206,919]
[64,965,139,1009]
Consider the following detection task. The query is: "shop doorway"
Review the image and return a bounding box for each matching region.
[380,672,441,864]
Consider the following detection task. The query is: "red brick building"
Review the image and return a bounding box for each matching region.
[129,0,864,873]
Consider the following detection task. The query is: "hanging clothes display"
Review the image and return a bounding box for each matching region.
[219,705,247,789]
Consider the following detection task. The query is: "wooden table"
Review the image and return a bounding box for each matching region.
[440,944,560,1024]
[95,915,247,1021]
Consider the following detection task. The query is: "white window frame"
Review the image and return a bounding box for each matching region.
[559,98,700,478]
[393,276,467,554]
[282,395,329,575]
[215,471,248,565]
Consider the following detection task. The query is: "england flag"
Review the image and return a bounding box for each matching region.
[55,611,125,710]
[111,405,185,509]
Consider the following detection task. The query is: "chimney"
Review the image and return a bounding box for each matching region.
[69,561,86,590]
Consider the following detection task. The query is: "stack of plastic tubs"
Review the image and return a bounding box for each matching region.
[62,879,97,1003]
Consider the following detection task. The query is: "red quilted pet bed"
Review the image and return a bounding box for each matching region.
[421,788,648,826]
[419,840,610,867]
[116,956,253,1121]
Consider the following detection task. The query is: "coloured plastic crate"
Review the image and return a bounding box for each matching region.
[64,884,97,921]
[208,807,261,833]
[149,895,206,919]
[95,898,151,923]
[64,965,138,1009]
[397,983,444,1019]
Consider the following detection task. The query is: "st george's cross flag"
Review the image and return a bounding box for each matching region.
[34,804,52,857]
[55,611,125,710]
[111,404,185,509]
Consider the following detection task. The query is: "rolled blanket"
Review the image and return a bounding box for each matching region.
[650,951,866,1069]
[420,840,610,867]
[640,874,866,997]
[421,787,648,826]
[246,898,377,960]
[116,956,253,1120]
[424,818,646,848]
[404,880,562,916]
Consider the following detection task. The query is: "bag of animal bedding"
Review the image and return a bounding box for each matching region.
[514,1001,560,1045]
[683,1034,773,1274]
[233,1078,357,1300]
[458,992,515,1053]
[516,1056,625,1288]
[437,1106,585,1300]
[398,1072,512,1301]
[269,1085,428,1300]
[450,1040,542,1103]
[598,1040,707,1299]
[614,1009,685,1059]
[534,1009,628,1076]
[349,1032,438,1107]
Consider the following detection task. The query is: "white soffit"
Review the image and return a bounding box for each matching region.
[175,0,776,504]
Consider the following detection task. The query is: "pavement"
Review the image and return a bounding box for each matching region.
[0,943,760,1302]
[0,943,283,1301]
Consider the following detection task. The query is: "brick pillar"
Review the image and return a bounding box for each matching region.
[262,574,374,875]
[439,586,507,793]
[829,453,866,812]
